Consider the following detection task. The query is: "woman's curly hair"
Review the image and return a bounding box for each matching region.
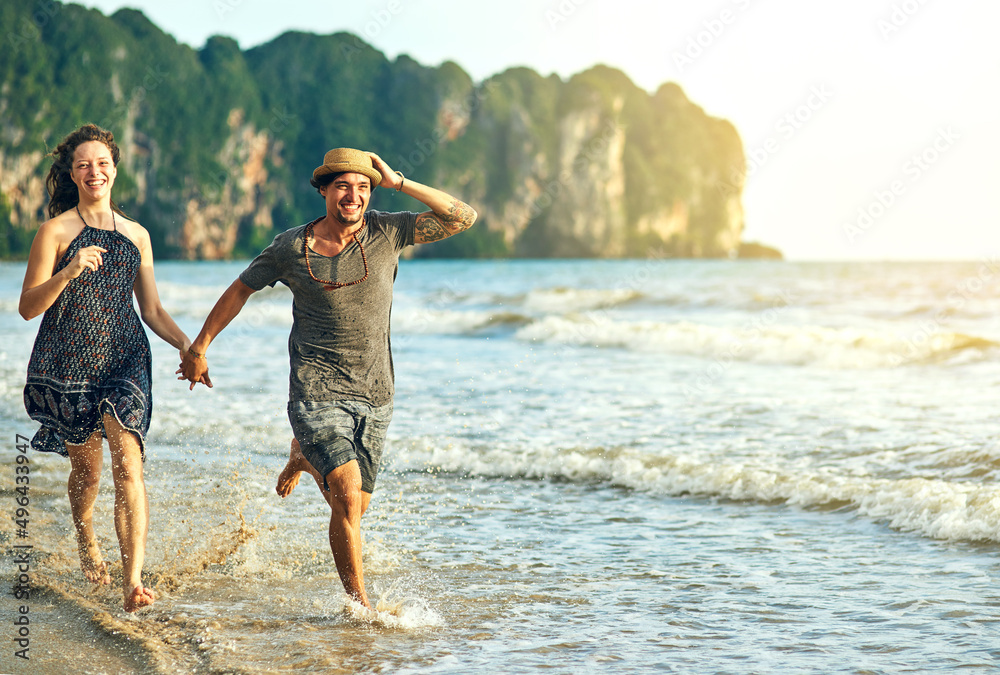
[45,124,127,218]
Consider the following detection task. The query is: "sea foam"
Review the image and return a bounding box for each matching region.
[394,439,1000,543]
[513,315,997,368]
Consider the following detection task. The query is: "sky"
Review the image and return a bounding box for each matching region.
[73,0,1000,260]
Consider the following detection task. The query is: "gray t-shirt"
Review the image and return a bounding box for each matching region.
[239,210,416,406]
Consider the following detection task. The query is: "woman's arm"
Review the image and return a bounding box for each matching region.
[131,225,191,353]
[19,219,105,320]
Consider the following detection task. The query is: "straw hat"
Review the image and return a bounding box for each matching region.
[310,148,382,188]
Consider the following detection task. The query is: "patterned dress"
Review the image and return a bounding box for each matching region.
[23,224,152,457]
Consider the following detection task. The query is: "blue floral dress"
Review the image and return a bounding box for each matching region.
[23,224,152,457]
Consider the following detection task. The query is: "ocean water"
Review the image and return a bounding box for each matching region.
[1,257,999,674]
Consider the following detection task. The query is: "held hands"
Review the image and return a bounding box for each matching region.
[65,245,107,279]
[176,349,213,391]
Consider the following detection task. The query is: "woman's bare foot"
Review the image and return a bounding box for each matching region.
[275,439,310,498]
[123,585,156,613]
[78,537,111,585]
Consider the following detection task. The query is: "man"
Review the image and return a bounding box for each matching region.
[178,147,477,609]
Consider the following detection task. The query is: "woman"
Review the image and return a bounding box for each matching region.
[19,124,190,612]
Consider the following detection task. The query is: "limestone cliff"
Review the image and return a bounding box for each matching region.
[0,0,751,260]
[175,110,277,259]
[416,67,746,259]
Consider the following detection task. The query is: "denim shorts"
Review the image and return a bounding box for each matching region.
[286,399,393,493]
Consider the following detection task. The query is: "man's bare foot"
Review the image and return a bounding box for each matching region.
[275,439,309,498]
[78,538,111,585]
[123,585,156,612]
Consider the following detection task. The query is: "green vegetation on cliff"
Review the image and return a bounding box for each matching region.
[0,0,755,260]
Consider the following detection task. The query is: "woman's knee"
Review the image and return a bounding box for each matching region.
[111,455,145,487]
[69,466,102,494]
[68,456,102,486]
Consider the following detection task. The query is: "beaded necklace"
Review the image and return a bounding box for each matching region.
[303,219,369,289]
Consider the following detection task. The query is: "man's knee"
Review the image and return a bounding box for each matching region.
[324,466,364,516]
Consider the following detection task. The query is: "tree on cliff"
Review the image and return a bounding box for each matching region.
[0,0,752,260]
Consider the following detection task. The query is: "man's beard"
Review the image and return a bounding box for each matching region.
[335,204,364,225]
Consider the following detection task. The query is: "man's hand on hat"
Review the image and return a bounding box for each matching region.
[368,153,404,191]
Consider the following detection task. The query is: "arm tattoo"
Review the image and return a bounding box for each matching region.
[414,215,449,243]
[415,200,477,243]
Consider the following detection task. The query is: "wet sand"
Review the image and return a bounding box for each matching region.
[2,567,201,674]
[0,454,432,675]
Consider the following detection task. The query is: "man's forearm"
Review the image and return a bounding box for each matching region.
[191,279,255,353]
[401,178,478,243]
